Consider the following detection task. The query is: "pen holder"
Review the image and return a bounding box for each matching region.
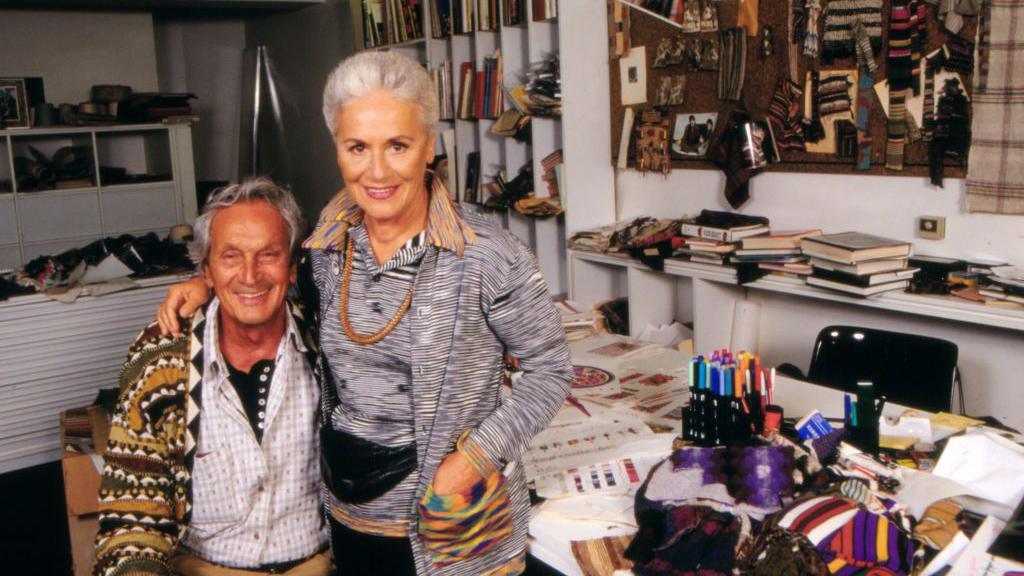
[728,397,749,444]
[763,405,783,436]
[748,392,765,436]
[847,423,879,456]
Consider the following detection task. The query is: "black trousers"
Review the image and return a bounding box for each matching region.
[329,517,417,576]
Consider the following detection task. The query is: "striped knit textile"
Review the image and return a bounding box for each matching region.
[857,71,876,169]
[804,0,823,58]
[793,0,808,43]
[768,77,807,150]
[803,70,827,143]
[886,0,914,170]
[819,75,854,116]
[418,472,513,568]
[789,0,803,83]
[853,18,879,74]
[944,32,975,75]
[910,0,927,95]
[776,496,918,575]
[922,52,945,142]
[821,0,883,60]
[718,28,747,101]
[570,536,634,576]
[966,0,1024,214]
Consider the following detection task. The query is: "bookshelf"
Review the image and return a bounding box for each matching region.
[353,0,567,295]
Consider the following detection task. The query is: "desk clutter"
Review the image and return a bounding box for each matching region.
[568,209,1024,309]
[525,329,1024,576]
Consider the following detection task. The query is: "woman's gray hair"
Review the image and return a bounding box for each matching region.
[188,177,305,269]
[322,51,438,136]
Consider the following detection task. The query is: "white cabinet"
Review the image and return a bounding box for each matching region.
[0,123,197,270]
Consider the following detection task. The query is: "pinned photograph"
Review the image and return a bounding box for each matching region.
[656,75,686,106]
[682,0,701,32]
[619,46,648,105]
[700,39,721,71]
[0,78,29,129]
[671,112,717,158]
[700,0,719,31]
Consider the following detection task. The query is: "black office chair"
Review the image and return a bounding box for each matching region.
[805,325,961,413]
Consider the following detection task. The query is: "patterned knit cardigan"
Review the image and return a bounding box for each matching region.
[92,301,318,576]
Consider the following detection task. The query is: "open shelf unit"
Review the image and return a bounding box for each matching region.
[0,123,196,271]
[353,0,567,295]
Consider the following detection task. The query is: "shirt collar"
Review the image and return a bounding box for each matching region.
[301,176,477,255]
[204,297,307,383]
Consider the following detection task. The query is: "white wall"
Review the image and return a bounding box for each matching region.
[154,15,246,183]
[618,170,1024,268]
[0,10,158,104]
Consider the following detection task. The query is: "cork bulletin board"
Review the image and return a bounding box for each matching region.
[609,1,974,177]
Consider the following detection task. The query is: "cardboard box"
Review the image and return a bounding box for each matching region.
[60,403,110,576]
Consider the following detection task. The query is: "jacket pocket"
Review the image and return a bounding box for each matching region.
[418,472,513,567]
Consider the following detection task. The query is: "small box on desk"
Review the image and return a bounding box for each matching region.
[60,404,111,576]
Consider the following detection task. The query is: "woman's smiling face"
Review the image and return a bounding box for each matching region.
[333,89,435,228]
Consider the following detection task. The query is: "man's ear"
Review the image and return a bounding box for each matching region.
[289,262,298,285]
[203,264,215,289]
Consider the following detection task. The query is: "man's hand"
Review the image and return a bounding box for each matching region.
[431,450,484,496]
[157,278,211,336]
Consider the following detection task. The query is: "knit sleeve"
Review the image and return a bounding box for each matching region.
[93,326,189,576]
[464,238,573,470]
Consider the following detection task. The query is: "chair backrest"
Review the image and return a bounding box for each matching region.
[807,325,959,413]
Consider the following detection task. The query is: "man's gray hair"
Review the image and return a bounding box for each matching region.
[188,177,305,269]
[322,51,438,137]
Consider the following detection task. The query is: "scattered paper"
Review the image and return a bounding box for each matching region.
[932,430,1024,509]
[895,467,970,519]
[921,531,970,576]
[949,516,1024,575]
[931,412,985,431]
[637,322,693,349]
[82,254,134,284]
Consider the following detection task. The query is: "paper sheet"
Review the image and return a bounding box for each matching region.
[948,516,1024,575]
[932,430,1024,509]
[619,47,647,105]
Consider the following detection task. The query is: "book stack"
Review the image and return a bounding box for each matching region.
[672,210,770,266]
[431,61,454,121]
[451,0,474,34]
[479,51,503,119]
[733,230,821,278]
[457,62,475,119]
[540,149,563,198]
[503,0,525,26]
[532,0,557,21]
[360,0,423,47]
[477,0,499,30]
[802,232,917,297]
[523,53,561,117]
[979,275,1024,308]
[430,0,451,37]
[554,299,603,342]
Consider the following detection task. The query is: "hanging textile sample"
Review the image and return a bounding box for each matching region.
[718,28,747,101]
[885,0,914,170]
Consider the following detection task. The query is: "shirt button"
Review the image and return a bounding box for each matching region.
[257,422,265,429]
[258,411,265,418]
[331,261,340,275]
[260,374,268,382]
[263,366,271,373]
[258,398,266,406]
[259,387,266,394]
[254,533,260,540]
[258,484,265,493]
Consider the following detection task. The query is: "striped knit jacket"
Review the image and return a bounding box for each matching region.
[305,182,574,575]
[92,301,319,576]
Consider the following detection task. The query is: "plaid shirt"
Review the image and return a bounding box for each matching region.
[181,297,328,567]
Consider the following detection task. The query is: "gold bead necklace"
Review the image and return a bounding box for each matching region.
[337,236,415,345]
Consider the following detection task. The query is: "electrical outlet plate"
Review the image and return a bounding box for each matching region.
[917,216,946,240]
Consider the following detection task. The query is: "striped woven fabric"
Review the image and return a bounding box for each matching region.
[570,536,634,576]
[966,0,1024,214]
[768,77,807,150]
[910,0,927,95]
[803,70,827,143]
[718,28,747,101]
[821,0,883,60]
[886,0,914,170]
[418,472,513,567]
[853,18,879,74]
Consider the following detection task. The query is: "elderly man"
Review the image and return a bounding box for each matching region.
[93,178,330,576]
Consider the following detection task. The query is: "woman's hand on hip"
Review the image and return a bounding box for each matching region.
[432,450,483,496]
[157,278,211,336]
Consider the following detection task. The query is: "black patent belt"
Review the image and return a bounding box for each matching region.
[320,425,417,504]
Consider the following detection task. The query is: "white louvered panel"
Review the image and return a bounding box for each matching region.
[0,276,183,474]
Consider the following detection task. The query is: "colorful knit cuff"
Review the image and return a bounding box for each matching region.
[457,430,501,478]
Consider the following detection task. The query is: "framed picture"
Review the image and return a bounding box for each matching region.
[0,78,29,129]
[671,112,717,158]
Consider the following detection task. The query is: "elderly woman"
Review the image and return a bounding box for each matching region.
[159,51,572,575]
